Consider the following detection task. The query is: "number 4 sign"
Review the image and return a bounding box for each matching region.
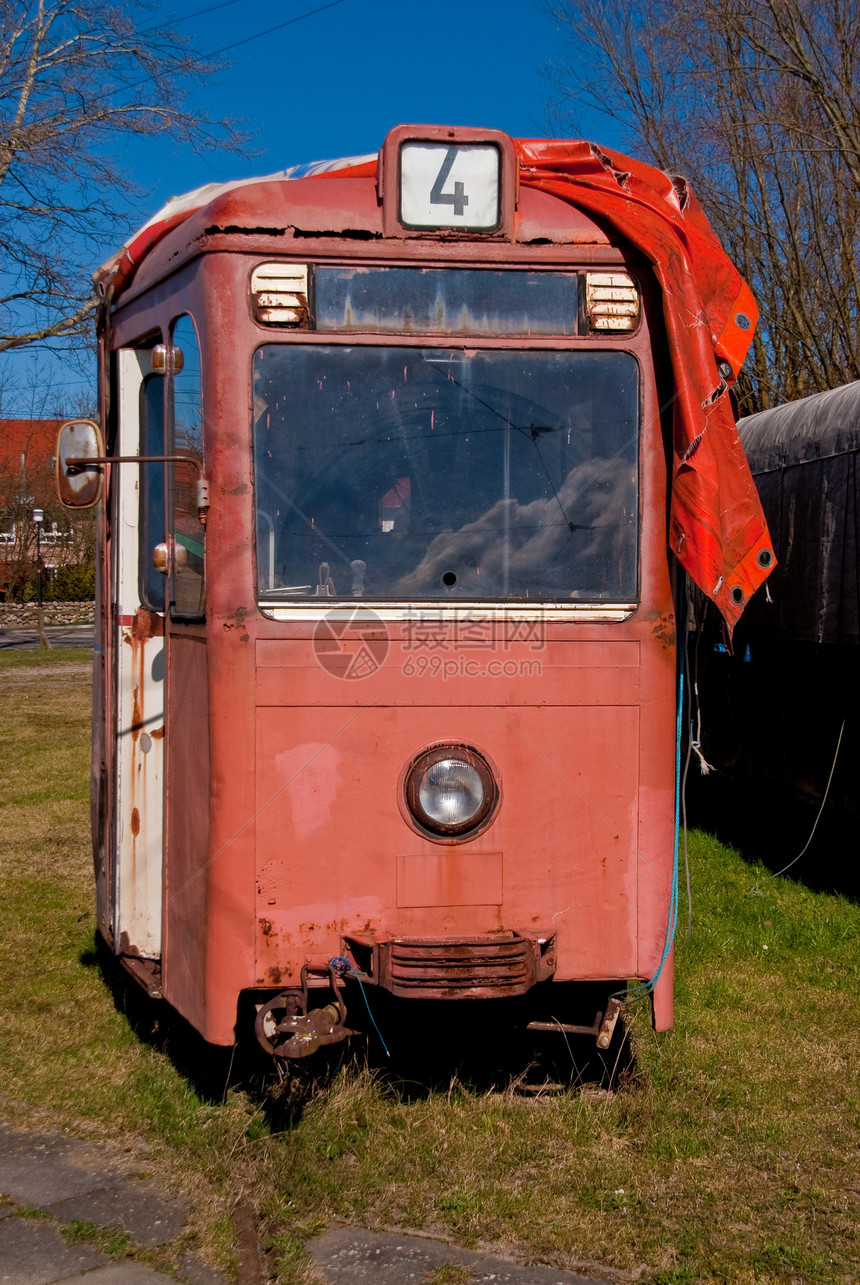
[399,142,501,230]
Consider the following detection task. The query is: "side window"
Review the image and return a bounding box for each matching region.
[169,315,205,618]
[139,368,167,611]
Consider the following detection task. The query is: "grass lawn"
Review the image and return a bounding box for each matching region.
[1,648,858,1283]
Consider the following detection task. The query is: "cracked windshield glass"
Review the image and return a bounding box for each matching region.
[253,345,639,602]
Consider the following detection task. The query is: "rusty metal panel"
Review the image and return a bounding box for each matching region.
[252,701,642,986]
[395,851,503,908]
[163,632,209,1024]
[254,637,641,709]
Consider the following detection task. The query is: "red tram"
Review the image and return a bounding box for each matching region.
[56,126,773,1060]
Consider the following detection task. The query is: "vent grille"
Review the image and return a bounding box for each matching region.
[383,933,535,997]
[251,262,309,325]
[585,272,640,332]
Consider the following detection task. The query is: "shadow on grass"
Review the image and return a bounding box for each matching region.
[357,981,634,1099]
[80,935,635,1135]
[81,935,634,1126]
[80,934,272,1104]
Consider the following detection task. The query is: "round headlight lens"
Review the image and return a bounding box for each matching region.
[418,758,484,827]
[404,744,499,838]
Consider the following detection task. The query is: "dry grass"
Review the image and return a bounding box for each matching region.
[1,648,859,1284]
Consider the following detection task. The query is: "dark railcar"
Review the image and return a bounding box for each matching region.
[689,381,860,896]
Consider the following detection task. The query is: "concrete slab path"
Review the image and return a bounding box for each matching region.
[0,1124,225,1285]
[0,1123,614,1284]
[307,1226,609,1284]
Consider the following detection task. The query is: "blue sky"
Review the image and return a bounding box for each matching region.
[6,0,622,414]
[142,0,616,205]
[150,0,571,201]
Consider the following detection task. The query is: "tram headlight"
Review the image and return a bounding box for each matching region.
[404,744,498,839]
[420,759,483,824]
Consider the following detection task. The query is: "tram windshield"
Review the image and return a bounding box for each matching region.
[252,345,639,603]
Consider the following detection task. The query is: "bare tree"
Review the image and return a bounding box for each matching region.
[0,0,244,355]
[546,0,860,410]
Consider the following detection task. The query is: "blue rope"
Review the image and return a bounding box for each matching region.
[329,956,390,1058]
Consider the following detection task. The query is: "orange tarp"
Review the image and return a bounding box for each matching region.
[515,140,773,631]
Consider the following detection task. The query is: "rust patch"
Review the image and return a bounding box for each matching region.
[300,923,319,949]
[596,997,623,1050]
[204,223,285,237]
[265,966,282,984]
[119,954,163,999]
[651,613,677,648]
[230,483,249,496]
[231,1201,262,1285]
[131,808,141,836]
[131,608,164,642]
[131,685,143,741]
[259,918,273,936]
[118,931,142,958]
[150,725,165,740]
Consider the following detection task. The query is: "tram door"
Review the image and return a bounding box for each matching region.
[109,320,205,962]
[112,346,166,958]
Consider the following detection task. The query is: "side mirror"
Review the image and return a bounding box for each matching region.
[56,420,105,508]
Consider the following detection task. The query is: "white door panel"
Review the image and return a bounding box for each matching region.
[113,348,165,957]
